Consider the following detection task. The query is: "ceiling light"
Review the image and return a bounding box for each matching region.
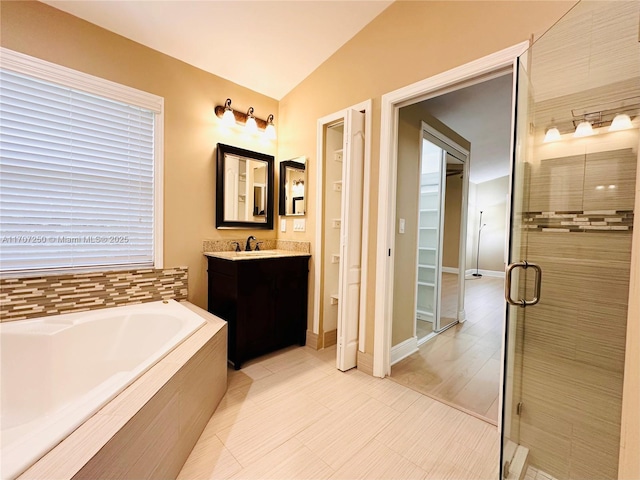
[609,113,633,132]
[543,127,561,143]
[265,114,277,140]
[574,120,594,138]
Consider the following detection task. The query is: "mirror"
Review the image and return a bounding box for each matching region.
[279,157,307,216]
[216,143,274,229]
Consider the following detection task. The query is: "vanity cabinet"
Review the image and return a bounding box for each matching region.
[206,254,310,369]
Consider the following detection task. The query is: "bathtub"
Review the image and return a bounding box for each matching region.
[0,300,206,480]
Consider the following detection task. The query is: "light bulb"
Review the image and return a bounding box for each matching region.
[574,121,594,138]
[543,127,561,143]
[222,108,235,127]
[609,113,633,132]
[265,123,277,140]
[245,116,258,134]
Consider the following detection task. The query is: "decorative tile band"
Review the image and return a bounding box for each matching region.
[203,239,310,253]
[0,267,188,322]
[522,210,633,232]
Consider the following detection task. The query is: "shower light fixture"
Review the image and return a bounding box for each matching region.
[214,98,277,139]
[609,113,633,131]
[574,120,594,138]
[543,127,561,143]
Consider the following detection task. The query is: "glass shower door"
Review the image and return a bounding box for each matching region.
[501,2,639,479]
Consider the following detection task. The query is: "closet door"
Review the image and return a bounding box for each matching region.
[336,109,365,371]
[415,137,445,331]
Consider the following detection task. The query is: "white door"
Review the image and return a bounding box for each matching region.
[337,109,365,371]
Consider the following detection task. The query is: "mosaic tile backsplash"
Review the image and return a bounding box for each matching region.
[0,267,188,322]
[522,210,633,232]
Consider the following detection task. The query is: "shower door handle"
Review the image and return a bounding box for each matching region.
[505,261,542,307]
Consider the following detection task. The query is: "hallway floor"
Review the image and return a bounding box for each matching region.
[178,345,500,480]
[391,275,504,424]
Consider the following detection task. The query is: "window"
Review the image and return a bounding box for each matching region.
[0,48,164,274]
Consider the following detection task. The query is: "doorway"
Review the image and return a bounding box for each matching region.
[374,43,528,383]
[389,74,511,424]
[313,100,371,371]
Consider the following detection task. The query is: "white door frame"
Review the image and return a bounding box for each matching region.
[313,99,372,357]
[373,43,529,417]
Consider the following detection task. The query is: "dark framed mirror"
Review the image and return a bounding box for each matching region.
[279,157,307,216]
[216,143,274,229]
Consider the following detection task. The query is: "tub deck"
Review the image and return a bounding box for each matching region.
[16,302,227,480]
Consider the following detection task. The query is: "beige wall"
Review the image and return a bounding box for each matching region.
[0,0,279,310]
[468,175,509,273]
[1,0,577,344]
[278,0,576,350]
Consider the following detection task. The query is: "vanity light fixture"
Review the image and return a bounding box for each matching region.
[609,113,633,131]
[214,98,277,139]
[245,107,258,134]
[265,114,277,140]
[221,98,236,127]
[543,126,561,143]
[574,120,594,138]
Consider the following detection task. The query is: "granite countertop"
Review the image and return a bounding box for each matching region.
[204,249,311,261]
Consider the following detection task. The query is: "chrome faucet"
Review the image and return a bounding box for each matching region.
[245,236,256,251]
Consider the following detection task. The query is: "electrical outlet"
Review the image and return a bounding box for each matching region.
[280,218,286,232]
[399,218,405,234]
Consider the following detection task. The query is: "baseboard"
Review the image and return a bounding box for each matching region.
[323,329,337,348]
[306,330,320,350]
[465,268,505,278]
[357,350,374,376]
[390,336,418,366]
[441,266,459,275]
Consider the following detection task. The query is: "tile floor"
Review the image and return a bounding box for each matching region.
[391,276,504,424]
[178,345,500,480]
[525,466,559,480]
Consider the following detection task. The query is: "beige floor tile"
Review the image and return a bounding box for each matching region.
[177,434,242,480]
[329,439,427,480]
[228,438,334,480]
[179,345,501,480]
[296,394,400,470]
[216,391,331,467]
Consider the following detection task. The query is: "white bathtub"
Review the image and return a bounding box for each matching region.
[0,300,206,480]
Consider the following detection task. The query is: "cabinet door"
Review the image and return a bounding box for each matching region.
[275,257,309,347]
[238,262,278,360]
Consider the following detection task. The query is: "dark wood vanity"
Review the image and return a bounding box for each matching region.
[206,251,310,369]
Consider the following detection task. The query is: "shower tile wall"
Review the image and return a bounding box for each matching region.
[518,231,631,479]
[0,267,188,322]
[517,151,636,480]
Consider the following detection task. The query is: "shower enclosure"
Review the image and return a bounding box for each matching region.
[502,1,639,479]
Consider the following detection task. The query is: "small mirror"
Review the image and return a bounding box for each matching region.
[216,143,274,229]
[279,157,307,216]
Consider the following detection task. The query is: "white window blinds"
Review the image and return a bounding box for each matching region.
[0,68,156,273]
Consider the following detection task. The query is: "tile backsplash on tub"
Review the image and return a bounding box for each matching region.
[0,267,188,322]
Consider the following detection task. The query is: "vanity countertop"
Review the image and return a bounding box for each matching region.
[204,249,311,261]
